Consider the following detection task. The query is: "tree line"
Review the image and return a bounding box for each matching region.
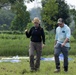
[0,0,76,33]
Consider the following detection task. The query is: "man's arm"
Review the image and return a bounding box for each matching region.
[55,40,57,45]
[55,28,58,45]
[61,38,69,47]
[61,27,71,47]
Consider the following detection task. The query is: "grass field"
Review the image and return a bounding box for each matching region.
[0,34,29,56]
[0,33,76,75]
[0,55,76,75]
[0,33,76,56]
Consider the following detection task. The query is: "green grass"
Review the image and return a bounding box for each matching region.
[0,34,29,56]
[0,33,76,75]
[0,55,76,75]
[0,33,76,56]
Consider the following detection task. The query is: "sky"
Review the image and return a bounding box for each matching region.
[25,0,42,11]
[25,0,76,10]
[65,0,76,9]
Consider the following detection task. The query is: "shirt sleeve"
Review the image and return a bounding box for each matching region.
[55,28,58,41]
[41,28,45,44]
[26,28,32,38]
[66,27,71,39]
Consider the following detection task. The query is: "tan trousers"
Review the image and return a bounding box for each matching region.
[29,41,42,69]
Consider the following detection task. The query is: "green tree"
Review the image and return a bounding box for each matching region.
[0,0,8,7]
[56,0,71,25]
[0,9,15,30]
[26,22,33,31]
[42,0,58,30]
[0,0,34,8]
[42,0,71,31]
[0,24,8,30]
[70,9,76,27]
[0,0,30,31]
[70,9,76,39]
[11,2,30,31]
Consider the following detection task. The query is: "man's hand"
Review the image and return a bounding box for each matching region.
[61,38,69,47]
[61,43,65,47]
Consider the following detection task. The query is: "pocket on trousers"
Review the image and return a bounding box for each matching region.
[54,43,61,48]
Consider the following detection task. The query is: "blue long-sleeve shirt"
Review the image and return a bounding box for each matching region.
[55,24,71,47]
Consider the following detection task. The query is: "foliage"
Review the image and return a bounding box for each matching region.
[70,9,76,27]
[30,0,34,2]
[0,30,23,34]
[0,0,30,31]
[29,7,42,20]
[10,2,30,31]
[0,0,9,8]
[42,0,58,31]
[72,30,76,39]
[0,0,34,8]
[0,24,9,30]
[26,22,33,31]
[41,0,71,31]
[56,0,71,25]
[0,9,15,30]
[0,0,23,8]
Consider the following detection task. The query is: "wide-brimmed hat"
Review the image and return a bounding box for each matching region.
[57,18,64,24]
[32,17,41,24]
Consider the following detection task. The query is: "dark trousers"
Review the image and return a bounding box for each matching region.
[29,41,42,69]
[54,43,69,71]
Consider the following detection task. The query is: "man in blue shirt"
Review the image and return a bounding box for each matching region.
[54,18,71,73]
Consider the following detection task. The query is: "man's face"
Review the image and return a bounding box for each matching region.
[58,23,64,27]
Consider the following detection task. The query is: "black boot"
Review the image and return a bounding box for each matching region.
[64,66,68,72]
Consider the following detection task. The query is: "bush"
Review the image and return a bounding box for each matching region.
[0,31,23,34]
[72,30,76,39]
